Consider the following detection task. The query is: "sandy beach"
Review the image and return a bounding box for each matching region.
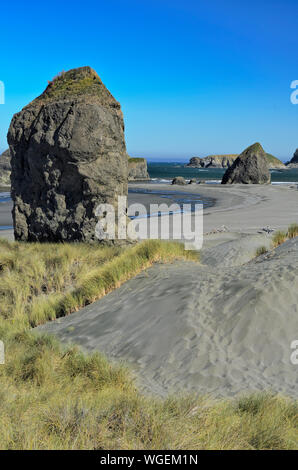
[2,183,298,397]
[2,182,298,238]
[128,182,298,234]
[29,183,298,398]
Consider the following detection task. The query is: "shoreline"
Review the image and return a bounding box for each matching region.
[1,182,298,238]
[129,182,298,234]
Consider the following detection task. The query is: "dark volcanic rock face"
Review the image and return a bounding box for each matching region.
[221,143,271,184]
[287,149,298,167]
[292,149,298,163]
[8,67,128,242]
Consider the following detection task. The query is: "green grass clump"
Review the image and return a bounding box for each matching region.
[0,239,297,449]
[272,231,287,248]
[288,224,298,239]
[255,246,268,257]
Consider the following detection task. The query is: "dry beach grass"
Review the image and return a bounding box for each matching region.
[0,238,297,449]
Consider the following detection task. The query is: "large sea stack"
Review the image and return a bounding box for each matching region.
[221,143,271,184]
[8,67,128,242]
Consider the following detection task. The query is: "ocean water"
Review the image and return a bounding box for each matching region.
[147,162,298,184]
[129,187,214,214]
[0,192,11,203]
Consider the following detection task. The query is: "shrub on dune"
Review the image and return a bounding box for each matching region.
[255,246,268,257]
[287,223,298,239]
[272,231,287,248]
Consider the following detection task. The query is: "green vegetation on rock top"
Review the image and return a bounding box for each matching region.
[243,142,265,154]
[128,157,146,163]
[204,154,238,159]
[265,153,284,166]
[32,66,118,106]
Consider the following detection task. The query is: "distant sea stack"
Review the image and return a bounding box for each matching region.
[221,143,271,184]
[187,155,238,168]
[286,149,298,168]
[187,153,285,169]
[0,149,11,187]
[128,157,149,180]
[8,66,128,242]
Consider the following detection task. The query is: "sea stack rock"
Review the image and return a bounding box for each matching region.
[8,67,128,242]
[128,157,149,180]
[292,149,298,163]
[221,143,271,184]
[286,149,298,168]
[187,155,238,168]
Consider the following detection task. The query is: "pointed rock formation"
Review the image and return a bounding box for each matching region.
[8,67,128,242]
[286,149,298,168]
[291,149,298,163]
[221,143,271,184]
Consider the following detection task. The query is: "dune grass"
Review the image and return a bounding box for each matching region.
[0,239,197,329]
[271,224,298,248]
[288,223,298,239]
[0,329,297,450]
[0,239,297,449]
[272,231,287,248]
[255,223,298,258]
[255,246,268,257]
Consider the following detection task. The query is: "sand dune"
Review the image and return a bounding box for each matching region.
[38,234,298,398]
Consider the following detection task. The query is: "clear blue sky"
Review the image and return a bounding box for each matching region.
[0,0,297,161]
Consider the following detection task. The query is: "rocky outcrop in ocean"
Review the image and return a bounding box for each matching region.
[187,153,285,169]
[286,149,298,168]
[8,66,128,242]
[0,149,11,187]
[128,157,149,180]
[187,155,238,168]
[221,143,271,184]
[172,176,186,185]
